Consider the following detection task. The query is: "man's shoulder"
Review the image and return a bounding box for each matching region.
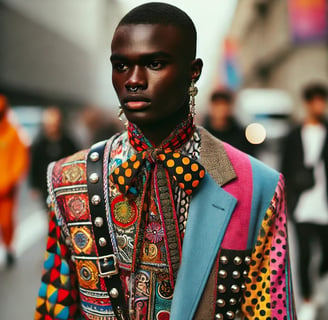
[54,148,89,168]
[49,133,125,188]
[49,149,89,189]
[224,139,280,183]
[198,126,280,183]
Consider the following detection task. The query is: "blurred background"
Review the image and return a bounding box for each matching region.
[0,0,327,318]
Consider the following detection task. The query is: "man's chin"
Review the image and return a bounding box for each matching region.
[124,111,154,126]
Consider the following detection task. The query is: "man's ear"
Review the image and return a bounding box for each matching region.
[191,58,203,82]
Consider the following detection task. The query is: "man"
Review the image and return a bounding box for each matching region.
[203,88,256,156]
[35,3,296,319]
[281,82,328,320]
[0,94,29,267]
[30,106,79,203]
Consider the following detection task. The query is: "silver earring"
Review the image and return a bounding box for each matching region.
[189,79,198,117]
[118,106,124,121]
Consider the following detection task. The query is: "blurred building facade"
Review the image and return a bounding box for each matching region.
[0,0,122,107]
[227,0,328,119]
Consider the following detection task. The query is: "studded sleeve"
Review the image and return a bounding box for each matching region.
[241,175,296,319]
[35,203,81,320]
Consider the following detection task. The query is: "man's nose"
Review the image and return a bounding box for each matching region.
[125,66,147,91]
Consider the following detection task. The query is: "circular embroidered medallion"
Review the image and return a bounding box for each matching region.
[76,260,99,289]
[145,222,164,243]
[68,196,86,217]
[80,266,92,281]
[111,194,138,228]
[74,232,88,249]
[158,279,174,300]
[156,310,170,320]
[71,226,93,254]
[143,243,158,261]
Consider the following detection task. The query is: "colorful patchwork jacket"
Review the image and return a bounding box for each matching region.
[35,127,296,320]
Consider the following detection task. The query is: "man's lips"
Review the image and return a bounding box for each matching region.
[123,97,151,110]
[124,100,150,110]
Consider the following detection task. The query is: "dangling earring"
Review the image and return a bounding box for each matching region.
[117,106,124,121]
[189,79,198,117]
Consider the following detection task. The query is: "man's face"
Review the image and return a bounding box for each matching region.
[307,96,327,121]
[111,24,200,128]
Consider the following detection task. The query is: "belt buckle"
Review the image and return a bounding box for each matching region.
[97,254,119,277]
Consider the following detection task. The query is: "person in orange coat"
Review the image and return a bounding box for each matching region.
[0,94,29,267]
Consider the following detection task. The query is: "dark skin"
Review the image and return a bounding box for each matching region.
[111,24,203,145]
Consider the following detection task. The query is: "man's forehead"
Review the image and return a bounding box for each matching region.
[112,23,184,45]
[111,24,189,60]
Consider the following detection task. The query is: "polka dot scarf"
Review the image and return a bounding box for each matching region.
[111,115,205,197]
[110,115,206,285]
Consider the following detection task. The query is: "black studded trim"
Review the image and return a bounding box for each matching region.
[87,140,130,320]
[214,249,252,320]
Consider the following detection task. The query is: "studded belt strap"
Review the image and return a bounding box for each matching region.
[87,140,130,320]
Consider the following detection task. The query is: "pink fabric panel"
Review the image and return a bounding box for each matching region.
[269,176,290,317]
[221,143,253,250]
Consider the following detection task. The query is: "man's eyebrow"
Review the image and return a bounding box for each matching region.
[110,51,172,62]
[142,52,172,60]
[110,54,126,62]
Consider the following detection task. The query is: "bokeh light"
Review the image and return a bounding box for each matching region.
[245,122,266,144]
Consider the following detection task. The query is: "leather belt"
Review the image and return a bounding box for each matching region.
[87,140,130,320]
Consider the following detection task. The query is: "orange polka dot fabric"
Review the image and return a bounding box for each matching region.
[111,115,206,197]
[241,178,296,320]
[110,150,205,197]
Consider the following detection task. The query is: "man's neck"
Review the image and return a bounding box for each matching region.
[136,111,190,146]
[304,116,324,126]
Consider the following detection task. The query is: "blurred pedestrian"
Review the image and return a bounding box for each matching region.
[203,88,256,155]
[30,106,79,203]
[0,94,29,267]
[79,105,123,147]
[281,82,328,320]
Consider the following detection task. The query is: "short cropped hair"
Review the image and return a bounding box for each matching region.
[117,2,197,59]
[211,89,234,104]
[302,83,328,102]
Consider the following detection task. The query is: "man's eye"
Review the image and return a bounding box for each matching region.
[148,61,165,70]
[113,63,128,72]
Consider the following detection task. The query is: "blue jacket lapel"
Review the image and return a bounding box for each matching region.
[170,173,237,320]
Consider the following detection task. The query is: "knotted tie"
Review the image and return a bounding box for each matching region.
[110,116,205,285]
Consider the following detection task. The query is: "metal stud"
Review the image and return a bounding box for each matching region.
[89,173,99,184]
[232,270,240,279]
[231,284,240,293]
[229,298,237,305]
[217,284,226,293]
[65,237,72,246]
[216,298,226,308]
[226,311,235,319]
[218,269,227,278]
[91,195,101,205]
[110,288,119,298]
[245,256,251,265]
[99,237,107,247]
[90,152,100,162]
[215,314,223,320]
[94,217,104,227]
[243,270,248,277]
[233,256,242,265]
[241,284,246,291]
[220,255,228,264]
